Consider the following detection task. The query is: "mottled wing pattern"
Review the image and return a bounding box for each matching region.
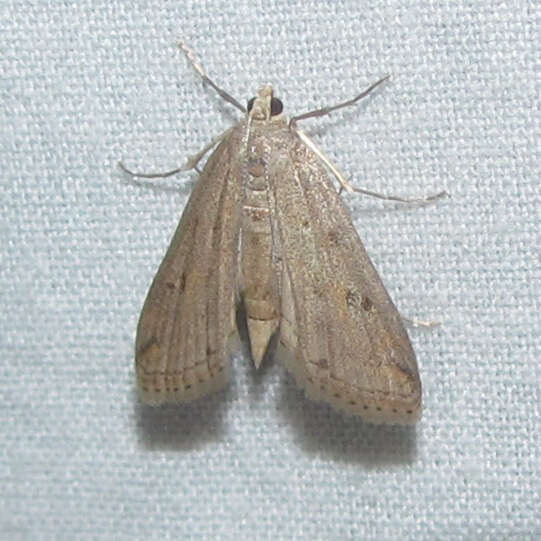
[272,134,421,424]
[135,134,242,405]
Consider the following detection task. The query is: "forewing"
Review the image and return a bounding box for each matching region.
[135,135,242,405]
[273,136,421,424]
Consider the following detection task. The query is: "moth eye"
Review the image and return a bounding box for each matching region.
[247,97,256,111]
[270,97,283,116]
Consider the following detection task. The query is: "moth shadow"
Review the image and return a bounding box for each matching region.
[134,389,228,451]
[278,376,417,466]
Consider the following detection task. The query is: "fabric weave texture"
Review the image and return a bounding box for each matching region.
[1,1,539,540]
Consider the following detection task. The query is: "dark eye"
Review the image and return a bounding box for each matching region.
[270,97,283,116]
[247,97,255,111]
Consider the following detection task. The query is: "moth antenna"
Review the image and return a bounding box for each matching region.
[179,41,246,113]
[289,75,390,126]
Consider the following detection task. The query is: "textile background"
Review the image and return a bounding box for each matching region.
[1,1,539,539]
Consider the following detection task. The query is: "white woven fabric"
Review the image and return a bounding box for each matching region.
[1,1,539,539]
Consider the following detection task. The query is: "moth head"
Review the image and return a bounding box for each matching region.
[247,85,284,121]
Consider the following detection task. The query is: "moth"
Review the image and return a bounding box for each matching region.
[123,43,443,424]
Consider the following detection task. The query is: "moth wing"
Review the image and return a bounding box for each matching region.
[273,137,421,424]
[135,135,242,405]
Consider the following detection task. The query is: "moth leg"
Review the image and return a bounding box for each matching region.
[289,75,390,125]
[118,161,185,179]
[183,128,233,172]
[402,316,441,328]
[119,127,232,178]
[347,186,448,204]
[294,128,354,192]
[295,128,448,204]
[179,41,246,113]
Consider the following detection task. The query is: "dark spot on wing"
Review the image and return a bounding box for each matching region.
[179,272,186,293]
[327,229,340,246]
[315,358,329,369]
[346,289,361,308]
[361,296,373,311]
[138,336,159,356]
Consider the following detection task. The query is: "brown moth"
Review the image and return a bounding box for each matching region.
[125,43,444,424]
